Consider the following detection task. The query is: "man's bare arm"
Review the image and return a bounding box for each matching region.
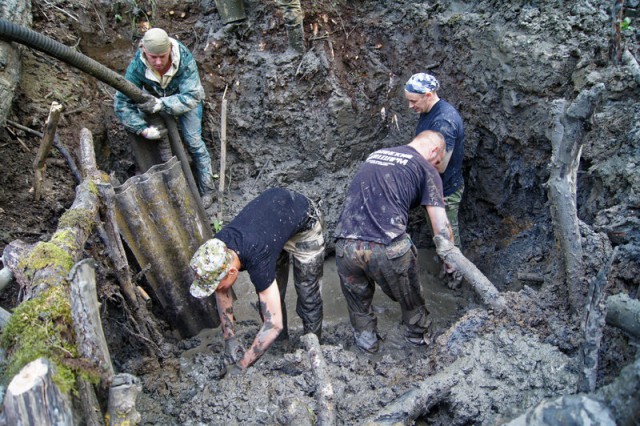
[237,281,283,368]
[215,289,236,340]
[435,148,453,174]
[426,205,453,242]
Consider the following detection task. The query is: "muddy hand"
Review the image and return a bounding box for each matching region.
[223,362,245,378]
[140,125,167,140]
[138,95,163,114]
[224,336,245,366]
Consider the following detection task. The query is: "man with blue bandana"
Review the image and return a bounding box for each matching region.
[404,73,465,288]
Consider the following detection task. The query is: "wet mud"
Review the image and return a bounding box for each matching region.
[0,0,639,424]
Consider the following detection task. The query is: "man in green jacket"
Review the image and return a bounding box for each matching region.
[114,28,216,206]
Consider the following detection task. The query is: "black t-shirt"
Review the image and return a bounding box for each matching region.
[216,188,310,292]
[335,145,445,245]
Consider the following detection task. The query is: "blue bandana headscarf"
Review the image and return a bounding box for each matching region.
[405,73,440,94]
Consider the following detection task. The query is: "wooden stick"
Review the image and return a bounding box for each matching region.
[434,235,508,313]
[7,120,81,184]
[68,258,115,386]
[33,102,63,201]
[218,87,228,221]
[301,333,336,426]
[606,292,640,340]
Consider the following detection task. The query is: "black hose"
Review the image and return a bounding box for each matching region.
[0,18,146,103]
[162,112,211,237]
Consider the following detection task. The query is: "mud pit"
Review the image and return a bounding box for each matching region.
[1,0,639,424]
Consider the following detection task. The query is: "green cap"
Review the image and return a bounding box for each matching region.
[142,28,171,55]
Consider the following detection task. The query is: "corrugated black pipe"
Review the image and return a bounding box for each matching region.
[0,18,146,103]
[0,18,205,212]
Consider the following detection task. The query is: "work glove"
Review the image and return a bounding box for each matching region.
[138,96,163,114]
[223,362,246,378]
[223,337,245,366]
[140,125,167,140]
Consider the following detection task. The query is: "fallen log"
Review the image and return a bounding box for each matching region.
[606,292,640,340]
[545,84,604,315]
[301,333,336,426]
[434,235,507,313]
[3,358,73,426]
[362,359,462,425]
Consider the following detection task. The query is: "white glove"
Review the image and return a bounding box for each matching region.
[139,97,163,114]
[140,125,167,140]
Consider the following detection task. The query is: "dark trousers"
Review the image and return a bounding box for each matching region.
[335,235,431,350]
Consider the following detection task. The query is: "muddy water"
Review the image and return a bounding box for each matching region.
[191,249,467,350]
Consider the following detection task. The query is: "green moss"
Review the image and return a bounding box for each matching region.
[19,242,74,282]
[57,208,94,235]
[0,285,82,393]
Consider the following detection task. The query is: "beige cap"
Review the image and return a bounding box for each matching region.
[142,28,171,55]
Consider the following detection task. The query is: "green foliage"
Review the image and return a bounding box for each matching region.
[212,219,224,234]
[0,286,79,394]
[621,17,634,31]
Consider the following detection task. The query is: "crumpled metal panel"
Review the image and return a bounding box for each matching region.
[113,156,218,338]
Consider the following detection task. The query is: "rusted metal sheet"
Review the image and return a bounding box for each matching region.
[113,156,218,337]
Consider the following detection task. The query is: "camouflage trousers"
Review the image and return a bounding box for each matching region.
[276,0,303,26]
[273,201,325,339]
[335,235,431,351]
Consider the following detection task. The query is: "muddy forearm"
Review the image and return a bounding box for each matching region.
[238,320,281,368]
[238,284,283,368]
[215,290,236,339]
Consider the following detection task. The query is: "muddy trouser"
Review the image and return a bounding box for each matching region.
[335,235,431,351]
[274,199,325,339]
[129,106,215,195]
[129,114,170,174]
[276,0,305,51]
[178,103,215,195]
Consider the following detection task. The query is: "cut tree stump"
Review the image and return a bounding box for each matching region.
[3,358,73,426]
[106,373,142,426]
